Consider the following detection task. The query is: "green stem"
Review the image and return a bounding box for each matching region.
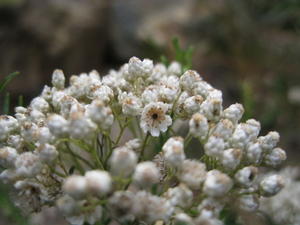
[58,154,68,176]
[184,132,193,147]
[115,124,126,146]
[48,166,67,178]
[65,143,85,175]
[139,133,150,161]
[104,135,113,168]
[92,146,104,170]
[170,91,183,117]
[57,138,92,153]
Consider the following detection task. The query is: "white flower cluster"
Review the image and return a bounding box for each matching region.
[0,57,287,225]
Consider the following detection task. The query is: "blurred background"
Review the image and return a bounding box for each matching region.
[0,0,299,224]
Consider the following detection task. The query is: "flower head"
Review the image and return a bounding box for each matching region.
[140,102,172,137]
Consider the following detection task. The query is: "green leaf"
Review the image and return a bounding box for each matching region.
[18,95,24,107]
[3,92,10,114]
[0,71,20,93]
[172,37,195,73]
[241,81,255,121]
[160,55,169,67]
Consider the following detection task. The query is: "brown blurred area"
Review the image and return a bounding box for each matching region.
[0,0,300,224]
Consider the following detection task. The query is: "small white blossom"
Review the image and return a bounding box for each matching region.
[189,113,209,139]
[132,191,173,224]
[52,69,65,90]
[37,144,58,163]
[47,114,69,137]
[30,97,49,113]
[200,98,222,122]
[198,198,224,218]
[0,115,19,134]
[118,92,143,116]
[174,213,194,225]
[125,138,141,151]
[195,212,224,225]
[140,102,172,137]
[258,131,280,151]
[158,75,180,103]
[168,61,182,76]
[109,146,137,177]
[179,160,207,190]
[203,170,233,197]
[86,100,114,130]
[164,184,193,208]
[246,142,262,164]
[221,148,242,170]
[180,70,202,91]
[133,161,160,188]
[204,136,225,158]
[36,126,53,144]
[108,191,135,222]
[41,85,53,101]
[7,134,24,149]
[15,152,43,177]
[222,103,244,124]
[127,56,153,80]
[51,90,66,109]
[85,170,112,196]
[238,194,259,212]
[260,174,284,197]
[211,119,234,141]
[162,137,185,168]
[63,175,87,199]
[69,112,97,139]
[193,80,213,97]
[234,166,258,188]
[183,95,204,115]
[0,146,18,168]
[148,63,167,83]
[264,147,287,167]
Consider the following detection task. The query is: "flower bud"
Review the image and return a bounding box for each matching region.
[109,147,137,177]
[260,174,284,197]
[63,175,87,199]
[203,170,233,197]
[133,162,160,188]
[85,170,112,196]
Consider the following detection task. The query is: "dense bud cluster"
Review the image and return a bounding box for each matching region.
[0,57,287,225]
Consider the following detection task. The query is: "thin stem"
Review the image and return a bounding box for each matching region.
[65,143,85,175]
[139,133,150,161]
[62,145,95,169]
[48,166,67,178]
[92,146,104,170]
[58,154,68,176]
[170,91,183,117]
[57,138,92,153]
[104,135,113,168]
[184,133,193,147]
[115,124,126,146]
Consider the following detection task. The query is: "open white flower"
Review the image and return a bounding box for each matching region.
[140,102,172,137]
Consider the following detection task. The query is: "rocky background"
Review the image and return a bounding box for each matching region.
[0,0,300,224]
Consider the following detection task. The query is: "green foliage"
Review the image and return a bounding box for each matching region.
[220,208,242,225]
[3,92,10,114]
[1,71,20,114]
[161,37,195,73]
[172,37,195,73]
[0,184,30,225]
[0,71,19,93]
[0,71,29,225]
[241,81,255,121]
